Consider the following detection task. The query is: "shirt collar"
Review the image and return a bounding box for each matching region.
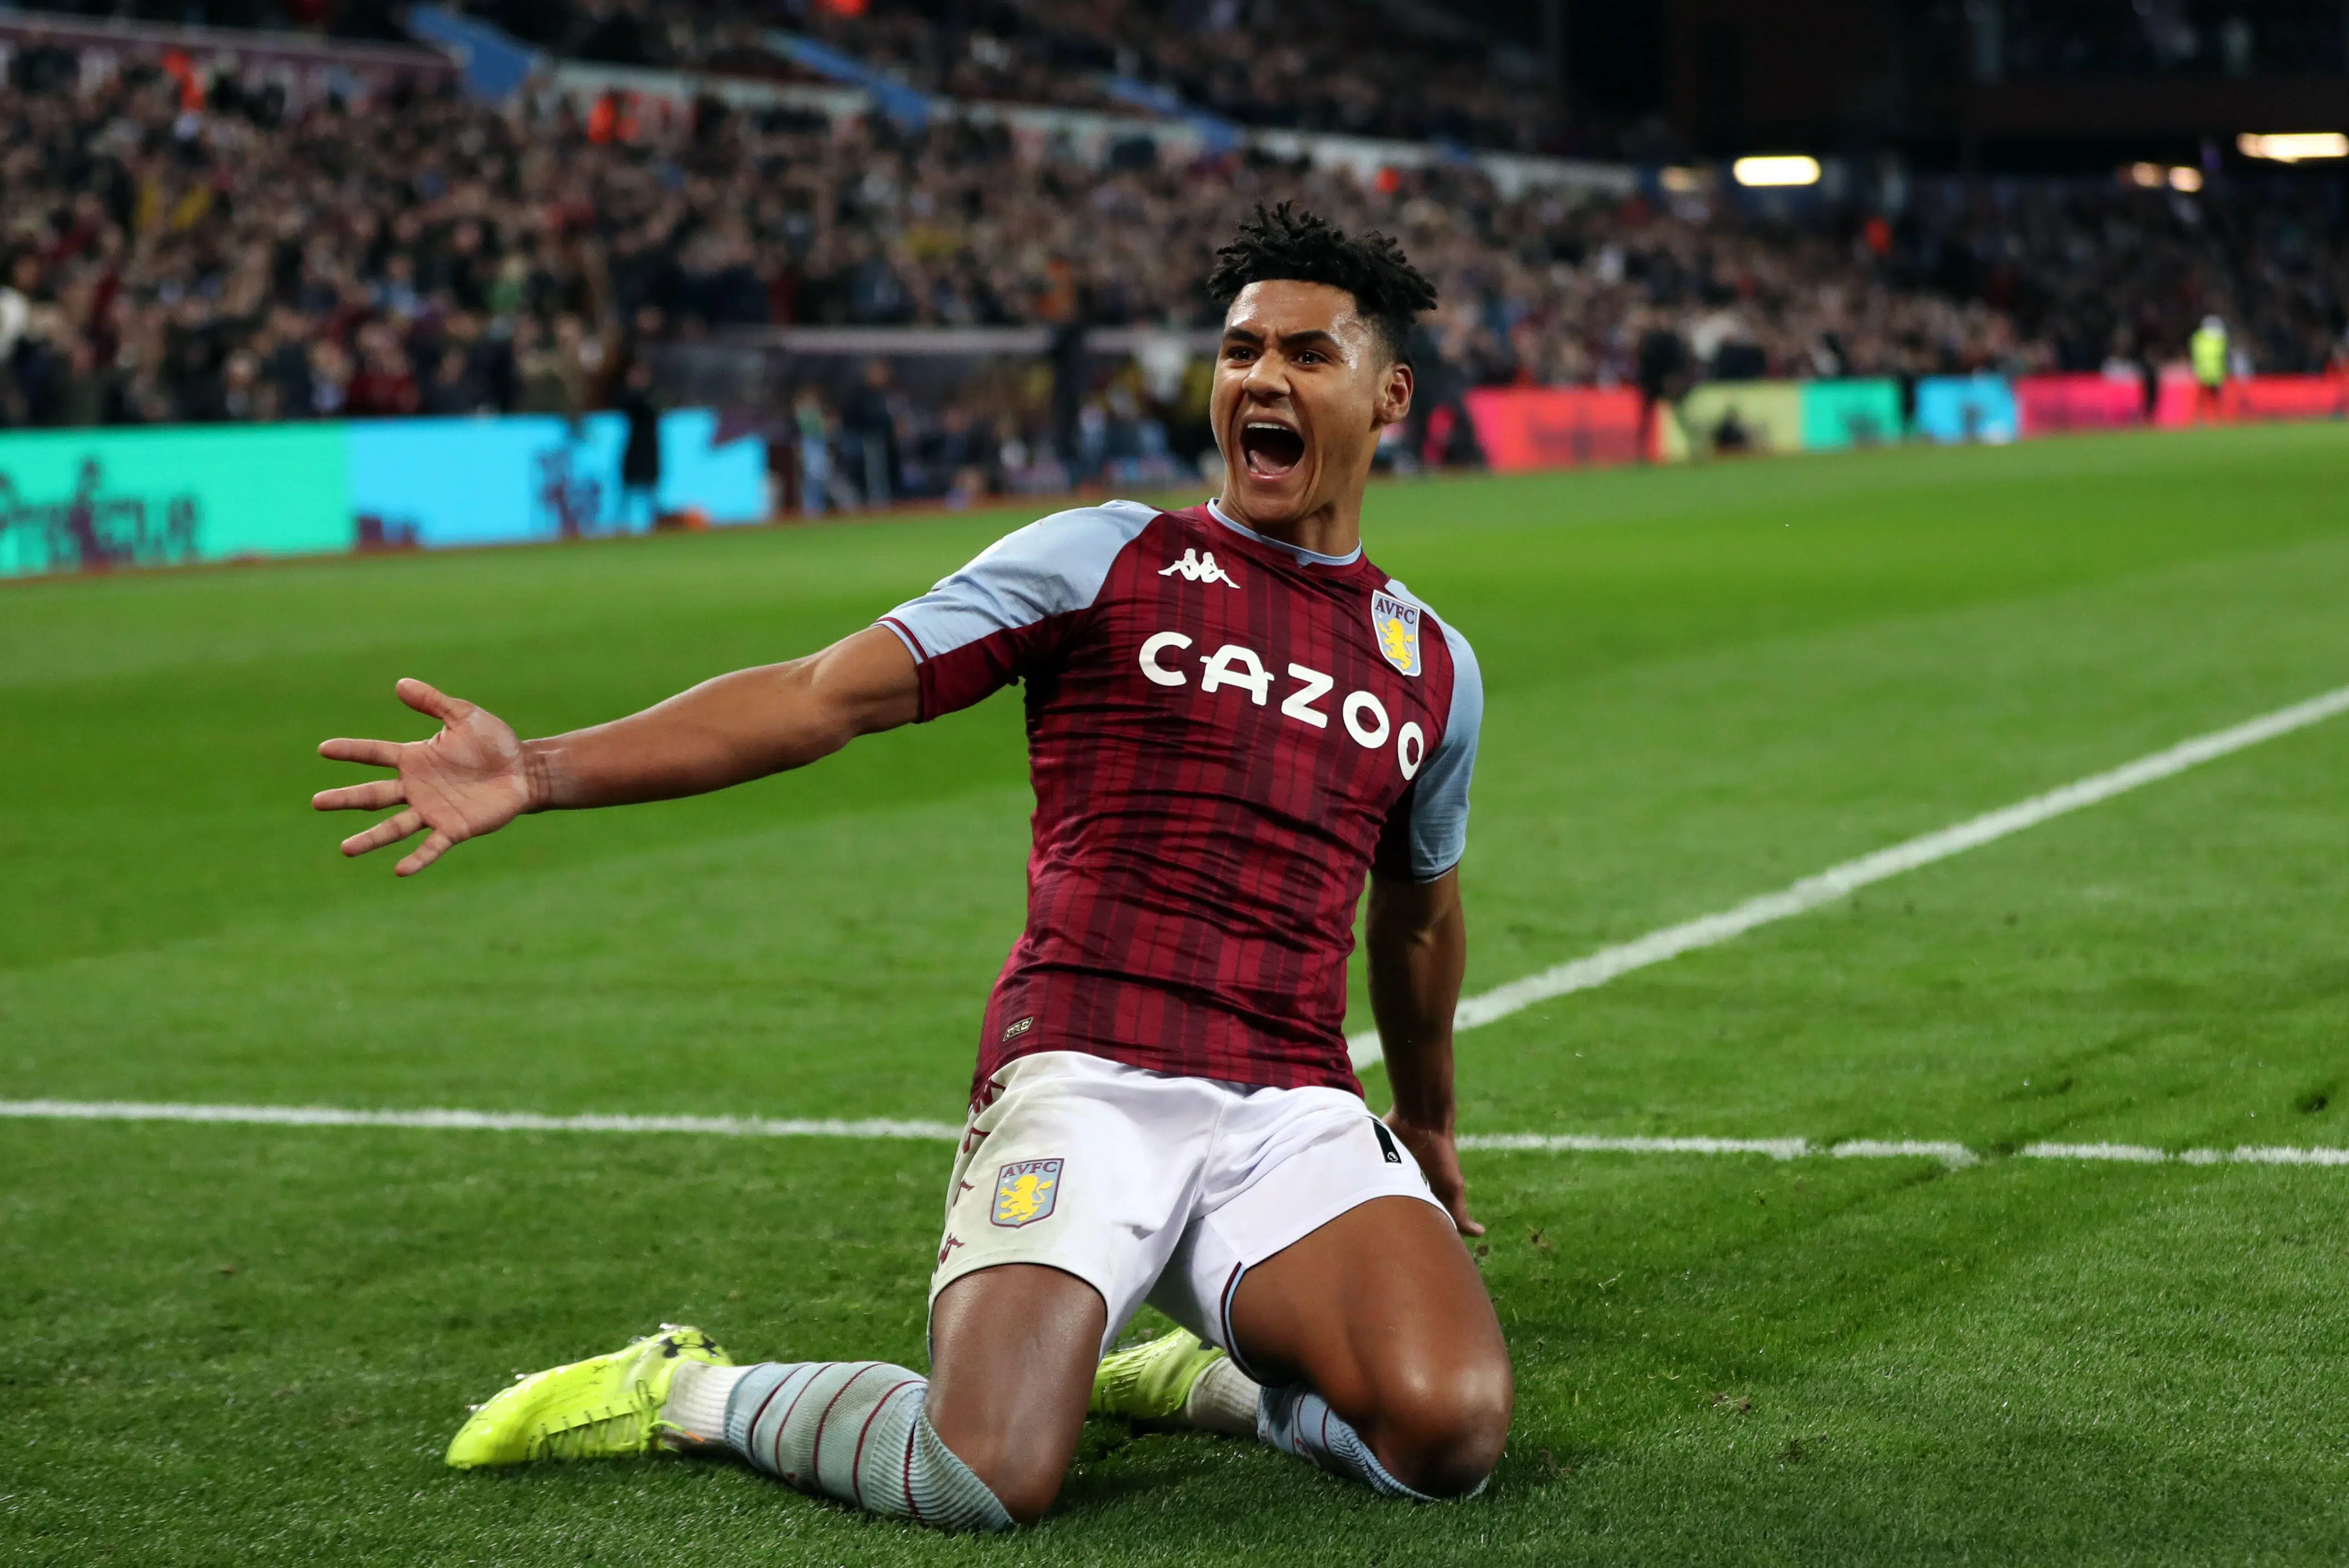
[1206,499,1363,568]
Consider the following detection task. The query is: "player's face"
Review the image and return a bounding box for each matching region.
[1213,280,1413,530]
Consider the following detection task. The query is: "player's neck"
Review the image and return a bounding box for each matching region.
[1215,492,1362,562]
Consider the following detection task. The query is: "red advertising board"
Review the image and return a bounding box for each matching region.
[2224,375,2349,422]
[2153,369,2199,428]
[1463,387,1646,472]
[2155,371,2345,427]
[2014,374,2148,435]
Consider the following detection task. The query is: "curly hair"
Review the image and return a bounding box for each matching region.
[1205,202,1438,366]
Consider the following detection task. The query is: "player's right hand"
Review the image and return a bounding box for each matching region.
[1385,1115,1483,1238]
[313,678,534,877]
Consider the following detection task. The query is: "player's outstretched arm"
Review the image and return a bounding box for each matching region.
[313,626,918,876]
[1364,867,1480,1237]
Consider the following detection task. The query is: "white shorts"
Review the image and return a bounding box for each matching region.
[929,1051,1447,1366]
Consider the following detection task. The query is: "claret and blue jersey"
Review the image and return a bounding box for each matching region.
[880,499,1482,1100]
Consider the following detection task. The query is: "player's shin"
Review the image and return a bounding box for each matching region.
[663,1359,1013,1531]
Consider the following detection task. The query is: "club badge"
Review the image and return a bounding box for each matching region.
[990,1158,1063,1227]
[1370,591,1422,677]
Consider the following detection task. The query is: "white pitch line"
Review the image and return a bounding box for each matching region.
[1350,681,2349,1070]
[3,1100,2345,1170]
[2019,1141,2349,1168]
[1831,1139,1979,1168]
[2205,1144,2349,1167]
[1458,1134,2349,1168]
[0,1099,963,1141]
[2018,1140,2167,1163]
[1457,1131,1810,1160]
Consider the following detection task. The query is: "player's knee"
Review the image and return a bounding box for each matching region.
[990,1469,1064,1526]
[1371,1355,1514,1498]
[947,1438,1066,1524]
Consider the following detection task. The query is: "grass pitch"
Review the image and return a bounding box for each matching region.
[5,423,2348,1565]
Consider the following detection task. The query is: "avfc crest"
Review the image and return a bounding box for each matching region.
[990,1158,1063,1227]
[1370,591,1422,677]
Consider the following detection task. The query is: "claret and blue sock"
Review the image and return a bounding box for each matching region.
[1089,1327,1440,1502]
[664,1358,1014,1532]
[441,1323,1438,1533]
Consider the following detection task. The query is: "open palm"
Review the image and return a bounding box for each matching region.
[313,678,534,876]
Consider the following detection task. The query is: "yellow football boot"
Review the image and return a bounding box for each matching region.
[445,1324,731,1468]
[1089,1328,1227,1421]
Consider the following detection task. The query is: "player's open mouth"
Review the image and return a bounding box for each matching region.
[1240,420,1305,479]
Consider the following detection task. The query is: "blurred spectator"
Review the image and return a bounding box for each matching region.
[1635,318,1693,461]
[52,339,115,428]
[347,322,421,416]
[615,356,663,523]
[915,402,990,506]
[220,349,267,421]
[841,357,900,505]
[2191,313,2229,418]
[421,344,482,414]
[308,339,352,417]
[791,386,835,515]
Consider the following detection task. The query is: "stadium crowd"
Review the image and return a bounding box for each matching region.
[83,0,1581,154]
[1,56,2343,486]
[780,0,1571,156]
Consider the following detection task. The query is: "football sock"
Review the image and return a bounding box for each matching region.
[1184,1355,1264,1437]
[660,1357,744,1447]
[1256,1383,1435,1502]
[685,1360,1014,1533]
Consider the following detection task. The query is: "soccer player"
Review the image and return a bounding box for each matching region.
[314,205,1510,1529]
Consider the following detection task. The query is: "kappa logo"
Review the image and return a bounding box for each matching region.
[1370,590,1422,677]
[990,1158,1064,1227]
[1000,1015,1035,1044]
[1158,548,1239,588]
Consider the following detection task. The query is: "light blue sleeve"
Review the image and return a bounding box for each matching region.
[877,499,1158,662]
[1407,620,1482,880]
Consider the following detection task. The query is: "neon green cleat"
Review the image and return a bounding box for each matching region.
[445,1325,732,1468]
[1090,1328,1227,1421]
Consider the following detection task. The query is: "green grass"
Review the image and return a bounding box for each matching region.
[6,423,2349,1564]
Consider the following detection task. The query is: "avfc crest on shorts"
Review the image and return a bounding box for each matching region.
[1370,590,1422,677]
[990,1158,1063,1227]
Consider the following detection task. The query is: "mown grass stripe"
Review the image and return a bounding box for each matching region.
[1350,681,2349,1069]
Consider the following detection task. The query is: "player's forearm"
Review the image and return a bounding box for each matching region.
[522,667,834,809]
[523,630,918,810]
[1365,870,1467,1130]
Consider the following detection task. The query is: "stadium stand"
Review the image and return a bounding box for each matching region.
[769,0,1575,155]
[0,19,2341,500]
[96,0,1587,153]
[1989,0,2349,80]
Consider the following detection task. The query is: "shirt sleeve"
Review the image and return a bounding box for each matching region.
[877,500,1157,721]
[1375,619,1482,881]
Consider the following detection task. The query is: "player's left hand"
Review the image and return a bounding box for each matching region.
[1384,1115,1483,1238]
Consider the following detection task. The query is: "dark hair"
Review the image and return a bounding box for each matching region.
[1206,203,1438,365]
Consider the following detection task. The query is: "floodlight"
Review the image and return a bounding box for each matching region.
[2236,132,2349,163]
[2168,166,2203,191]
[2125,162,2165,187]
[1659,166,1705,194]
[1730,155,1821,188]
